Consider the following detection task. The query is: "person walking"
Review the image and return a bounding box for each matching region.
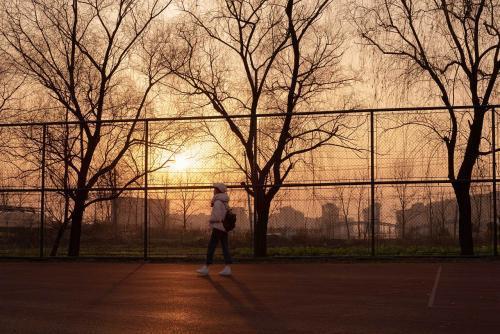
[197,183,232,276]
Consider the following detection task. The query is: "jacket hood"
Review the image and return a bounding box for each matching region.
[213,183,227,193]
[212,192,229,203]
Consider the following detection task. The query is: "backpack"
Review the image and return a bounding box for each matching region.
[223,209,237,232]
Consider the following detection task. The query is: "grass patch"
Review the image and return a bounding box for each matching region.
[0,244,495,258]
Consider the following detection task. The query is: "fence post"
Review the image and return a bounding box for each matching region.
[144,120,149,260]
[492,108,498,256]
[40,125,47,258]
[253,114,258,256]
[370,110,375,256]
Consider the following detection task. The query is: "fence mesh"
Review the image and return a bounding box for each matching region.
[0,106,498,257]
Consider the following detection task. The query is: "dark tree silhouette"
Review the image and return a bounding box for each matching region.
[354,0,500,255]
[1,0,176,256]
[162,0,356,256]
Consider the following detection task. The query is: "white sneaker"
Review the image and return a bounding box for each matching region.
[196,265,209,276]
[219,266,232,276]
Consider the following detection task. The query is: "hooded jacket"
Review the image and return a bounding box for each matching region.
[209,192,229,231]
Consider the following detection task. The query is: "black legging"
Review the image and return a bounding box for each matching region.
[206,228,232,265]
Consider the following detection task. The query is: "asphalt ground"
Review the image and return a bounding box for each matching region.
[0,262,498,333]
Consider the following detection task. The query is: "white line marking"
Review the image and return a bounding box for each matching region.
[428,265,442,308]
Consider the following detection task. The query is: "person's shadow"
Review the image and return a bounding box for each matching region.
[91,263,144,306]
[203,275,287,333]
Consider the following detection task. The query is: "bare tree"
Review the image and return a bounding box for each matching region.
[354,0,500,254]
[392,160,417,239]
[354,186,367,239]
[0,58,23,118]
[162,0,356,256]
[150,174,171,237]
[173,172,201,231]
[0,170,30,208]
[0,50,25,177]
[1,0,177,256]
[337,186,354,240]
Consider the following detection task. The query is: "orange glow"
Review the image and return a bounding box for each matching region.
[170,152,194,171]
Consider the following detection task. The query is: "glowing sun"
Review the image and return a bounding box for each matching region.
[170,153,194,171]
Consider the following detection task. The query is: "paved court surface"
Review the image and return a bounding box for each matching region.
[0,261,498,333]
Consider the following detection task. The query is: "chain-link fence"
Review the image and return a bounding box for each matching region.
[0,105,499,258]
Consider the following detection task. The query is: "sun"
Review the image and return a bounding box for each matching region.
[170,153,193,171]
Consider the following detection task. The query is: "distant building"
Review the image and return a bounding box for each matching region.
[320,203,340,238]
[359,202,396,238]
[266,202,395,240]
[395,191,494,240]
[231,206,250,231]
[362,203,381,223]
[0,205,39,228]
[111,197,169,235]
[179,212,209,230]
[269,206,306,236]
[0,205,39,239]
[167,206,249,232]
[395,202,433,239]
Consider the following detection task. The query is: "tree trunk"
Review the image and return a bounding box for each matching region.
[183,211,187,231]
[401,209,406,240]
[344,216,350,240]
[253,195,271,257]
[68,190,87,256]
[453,204,458,241]
[111,199,118,239]
[52,110,71,257]
[331,218,335,240]
[452,108,487,254]
[474,190,483,239]
[428,195,433,240]
[50,220,69,256]
[357,201,362,239]
[453,183,474,255]
[51,187,71,256]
